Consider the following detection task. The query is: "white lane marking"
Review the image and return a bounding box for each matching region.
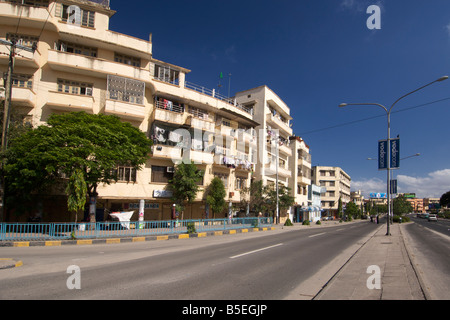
[229,243,283,259]
[309,232,326,238]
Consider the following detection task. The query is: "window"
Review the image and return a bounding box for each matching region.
[151,166,174,183]
[57,79,93,96]
[57,4,95,28]
[6,33,38,48]
[12,74,33,89]
[107,75,145,105]
[5,0,49,7]
[112,166,137,182]
[55,41,97,57]
[153,64,179,85]
[222,119,231,127]
[114,53,141,68]
[213,172,229,188]
[235,176,247,190]
[188,106,208,120]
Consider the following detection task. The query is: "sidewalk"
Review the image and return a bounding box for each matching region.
[314,223,426,300]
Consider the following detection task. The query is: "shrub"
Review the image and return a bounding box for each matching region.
[186,222,196,234]
[302,220,310,226]
[284,218,294,226]
[316,220,321,225]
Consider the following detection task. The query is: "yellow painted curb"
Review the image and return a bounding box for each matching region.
[132,237,146,242]
[214,231,223,236]
[45,241,61,246]
[76,239,92,245]
[13,242,29,247]
[241,229,248,233]
[178,234,190,239]
[252,228,259,232]
[106,238,121,244]
[229,230,236,234]
[262,227,268,231]
[197,232,207,237]
[0,258,23,268]
[157,235,169,241]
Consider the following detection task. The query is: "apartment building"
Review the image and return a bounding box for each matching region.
[235,86,293,222]
[0,0,258,222]
[287,136,313,222]
[350,190,365,213]
[311,166,351,218]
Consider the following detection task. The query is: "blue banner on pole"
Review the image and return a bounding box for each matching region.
[390,138,400,169]
[378,140,388,170]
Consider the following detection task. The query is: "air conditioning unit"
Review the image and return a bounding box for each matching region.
[167,167,175,173]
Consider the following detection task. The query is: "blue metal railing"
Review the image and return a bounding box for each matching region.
[0,217,273,242]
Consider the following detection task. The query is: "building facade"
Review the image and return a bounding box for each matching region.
[288,136,313,222]
[1,0,259,222]
[235,86,294,223]
[311,166,351,219]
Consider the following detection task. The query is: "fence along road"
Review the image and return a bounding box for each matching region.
[0,217,273,242]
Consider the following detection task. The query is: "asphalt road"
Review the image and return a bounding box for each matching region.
[401,215,450,300]
[0,221,380,300]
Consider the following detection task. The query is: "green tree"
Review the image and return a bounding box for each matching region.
[4,112,152,221]
[440,191,450,208]
[206,177,227,219]
[66,169,88,223]
[240,180,267,215]
[338,197,343,218]
[393,195,413,215]
[345,201,359,219]
[168,161,203,218]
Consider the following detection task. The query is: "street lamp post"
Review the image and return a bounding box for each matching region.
[339,76,448,236]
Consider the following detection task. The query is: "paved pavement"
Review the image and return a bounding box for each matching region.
[314,222,427,300]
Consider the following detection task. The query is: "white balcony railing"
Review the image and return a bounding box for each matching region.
[185,81,253,115]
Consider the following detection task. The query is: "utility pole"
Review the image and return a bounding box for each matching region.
[0,38,36,222]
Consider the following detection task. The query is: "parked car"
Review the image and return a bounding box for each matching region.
[428,214,438,222]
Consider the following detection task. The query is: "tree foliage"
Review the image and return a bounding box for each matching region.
[168,161,203,214]
[344,201,360,219]
[240,180,294,220]
[440,191,450,208]
[393,195,413,215]
[206,177,227,218]
[4,112,152,217]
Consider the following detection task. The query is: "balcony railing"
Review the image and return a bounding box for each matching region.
[185,81,253,115]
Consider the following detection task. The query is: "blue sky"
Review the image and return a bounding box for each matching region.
[109,0,450,198]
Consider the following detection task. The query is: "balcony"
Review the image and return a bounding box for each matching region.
[297,176,311,186]
[264,163,292,178]
[45,91,94,112]
[151,144,182,162]
[153,100,187,125]
[4,87,36,108]
[266,113,293,136]
[46,50,151,83]
[189,149,214,165]
[104,99,145,121]
[0,45,39,69]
